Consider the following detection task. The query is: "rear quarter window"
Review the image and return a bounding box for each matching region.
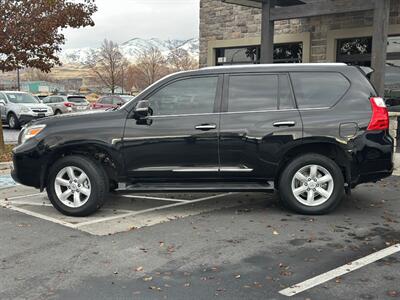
[290,72,350,109]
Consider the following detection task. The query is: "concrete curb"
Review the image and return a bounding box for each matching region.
[0,162,13,171]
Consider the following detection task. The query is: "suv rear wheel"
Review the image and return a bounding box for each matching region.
[47,155,108,217]
[279,154,344,215]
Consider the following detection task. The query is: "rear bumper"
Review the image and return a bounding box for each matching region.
[350,131,394,187]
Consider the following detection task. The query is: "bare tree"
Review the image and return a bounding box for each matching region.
[128,46,170,91]
[24,68,55,82]
[87,40,126,94]
[167,48,198,72]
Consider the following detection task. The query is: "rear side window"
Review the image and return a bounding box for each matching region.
[278,75,294,109]
[291,72,350,109]
[228,74,278,112]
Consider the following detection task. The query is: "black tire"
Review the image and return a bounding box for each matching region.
[46,155,109,217]
[278,153,344,215]
[55,110,62,115]
[8,113,20,129]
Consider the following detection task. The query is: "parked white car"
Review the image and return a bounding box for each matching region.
[0,91,53,129]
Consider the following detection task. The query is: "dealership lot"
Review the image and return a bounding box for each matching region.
[0,175,399,299]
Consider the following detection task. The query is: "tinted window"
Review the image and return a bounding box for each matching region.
[100,97,112,104]
[291,72,350,109]
[42,97,51,104]
[228,74,278,112]
[279,75,294,109]
[149,77,218,116]
[53,97,63,103]
[113,97,123,105]
[68,96,87,103]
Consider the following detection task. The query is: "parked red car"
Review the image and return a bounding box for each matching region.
[91,95,135,110]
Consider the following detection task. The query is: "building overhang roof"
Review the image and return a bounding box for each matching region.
[221,0,374,21]
[221,0,305,9]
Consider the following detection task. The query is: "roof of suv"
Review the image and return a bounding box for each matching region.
[185,63,353,76]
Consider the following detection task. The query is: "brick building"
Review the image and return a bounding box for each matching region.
[199,0,400,97]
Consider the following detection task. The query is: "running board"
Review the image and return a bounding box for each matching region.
[116,182,275,193]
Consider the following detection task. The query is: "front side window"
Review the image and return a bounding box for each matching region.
[291,72,350,109]
[0,93,7,102]
[148,77,218,116]
[227,74,278,112]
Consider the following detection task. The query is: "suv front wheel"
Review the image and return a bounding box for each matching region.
[47,155,108,217]
[8,113,20,129]
[279,154,344,215]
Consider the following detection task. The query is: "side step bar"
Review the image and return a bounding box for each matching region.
[116,182,275,193]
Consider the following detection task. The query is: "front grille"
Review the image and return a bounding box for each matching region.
[32,109,47,113]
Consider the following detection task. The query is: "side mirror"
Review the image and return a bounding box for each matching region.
[134,100,150,119]
[0,100,6,106]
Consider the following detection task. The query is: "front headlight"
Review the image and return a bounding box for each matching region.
[21,124,46,144]
[20,106,31,113]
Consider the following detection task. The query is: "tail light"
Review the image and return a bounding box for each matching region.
[64,102,74,107]
[367,97,389,131]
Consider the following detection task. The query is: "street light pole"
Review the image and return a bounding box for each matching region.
[17,68,20,91]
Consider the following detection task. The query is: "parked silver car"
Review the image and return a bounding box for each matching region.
[42,95,90,115]
[0,91,53,129]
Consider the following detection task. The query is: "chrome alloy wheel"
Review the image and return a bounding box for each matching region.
[54,166,91,208]
[291,164,334,207]
[9,115,16,128]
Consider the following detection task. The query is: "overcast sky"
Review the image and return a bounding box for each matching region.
[62,0,200,49]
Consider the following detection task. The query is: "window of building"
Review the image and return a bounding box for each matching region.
[336,37,372,66]
[336,35,400,111]
[227,74,278,112]
[215,42,303,66]
[148,76,218,116]
[291,72,350,109]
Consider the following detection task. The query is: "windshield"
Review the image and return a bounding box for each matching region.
[5,93,39,104]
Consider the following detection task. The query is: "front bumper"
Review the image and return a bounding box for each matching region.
[11,139,45,189]
[18,113,53,125]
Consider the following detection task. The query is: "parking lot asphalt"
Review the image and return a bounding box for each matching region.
[1,175,400,300]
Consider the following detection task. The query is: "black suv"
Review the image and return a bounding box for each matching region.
[12,63,394,216]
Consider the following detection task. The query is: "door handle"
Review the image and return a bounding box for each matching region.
[195,124,217,131]
[273,121,296,127]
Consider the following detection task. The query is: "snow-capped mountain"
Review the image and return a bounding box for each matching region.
[60,38,199,64]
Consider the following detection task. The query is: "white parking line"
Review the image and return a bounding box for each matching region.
[119,194,190,203]
[4,192,45,201]
[2,203,78,229]
[279,243,400,297]
[74,193,233,228]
